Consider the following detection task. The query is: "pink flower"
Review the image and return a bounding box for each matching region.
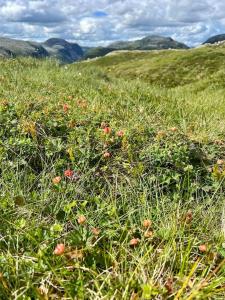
[103,152,111,158]
[64,169,74,178]
[117,130,124,137]
[52,176,62,184]
[53,243,65,255]
[63,103,69,113]
[78,215,86,225]
[103,127,111,134]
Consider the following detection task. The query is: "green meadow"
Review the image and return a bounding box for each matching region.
[1,45,225,299]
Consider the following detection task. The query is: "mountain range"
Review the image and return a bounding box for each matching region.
[0,34,224,63]
[0,37,83,63]
[84,35,189,59]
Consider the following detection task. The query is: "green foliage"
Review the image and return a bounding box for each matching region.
[84,45,225,87]
[0,52,225,299]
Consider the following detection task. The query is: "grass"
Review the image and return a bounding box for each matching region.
[0,48,225,299]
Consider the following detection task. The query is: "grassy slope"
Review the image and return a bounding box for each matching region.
[0,47,225,299]
[86,46,225,87]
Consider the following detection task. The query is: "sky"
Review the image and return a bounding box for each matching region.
[0,0,225,46]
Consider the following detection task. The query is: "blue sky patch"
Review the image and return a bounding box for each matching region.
[93,11,108,18]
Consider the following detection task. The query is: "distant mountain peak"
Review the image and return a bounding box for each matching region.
[84,35,189,59]
[203,34,225,45]
[44,38,68,46]
[0,36,83,63]
[108,35,189,50]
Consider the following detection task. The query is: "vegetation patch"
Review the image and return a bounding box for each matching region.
[0,53,225,299]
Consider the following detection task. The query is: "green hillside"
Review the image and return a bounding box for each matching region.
[84,45,225,87]
[1,46,225,299]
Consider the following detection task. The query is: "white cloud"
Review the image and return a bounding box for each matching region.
[79,18,98,34]
[0,0,225,46]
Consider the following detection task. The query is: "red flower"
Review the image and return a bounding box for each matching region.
[53,243,65,256]
[170,127,178,132]
[91,227,101,236]
[78,215,86,225]
[52,176,62,184]
[103,127,111,134]
[117,130,124,137]
[64,169,74,178]
[63,103,69,113]
[103,152,111,158]
[143,219,152,228]
[130,238,139,247]
[199,244,207,253]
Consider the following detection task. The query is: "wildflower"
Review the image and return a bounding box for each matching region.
[143,219,152,228]
[130,238,139,247]
[117,130,124,137]
[199,244,207,253]
[64,169,74,178]
[52,176,62,184]
[67,95,73,100]
[91,227,101,236]
[170,127,178,132]
[53,243,65,256]
[144,230,153,238]
[63,103,69,113]
[103,127,111,134]
[103,152,111,158]
[78,215,86,225]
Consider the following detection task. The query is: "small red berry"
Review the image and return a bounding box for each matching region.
[64,169,74,178]
[78,215,86,225]
[117,130,124,137]
[130,238,139,247]
[103,127,111,134]
[143,219,152,228]
[199,244,207,253]
[103,152,111,158]
[53,243,65,255]
[63,103,69,113]
[52,176,62,184]
[91,227,101,236]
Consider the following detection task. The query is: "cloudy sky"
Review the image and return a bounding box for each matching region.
[0,0,225,46]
